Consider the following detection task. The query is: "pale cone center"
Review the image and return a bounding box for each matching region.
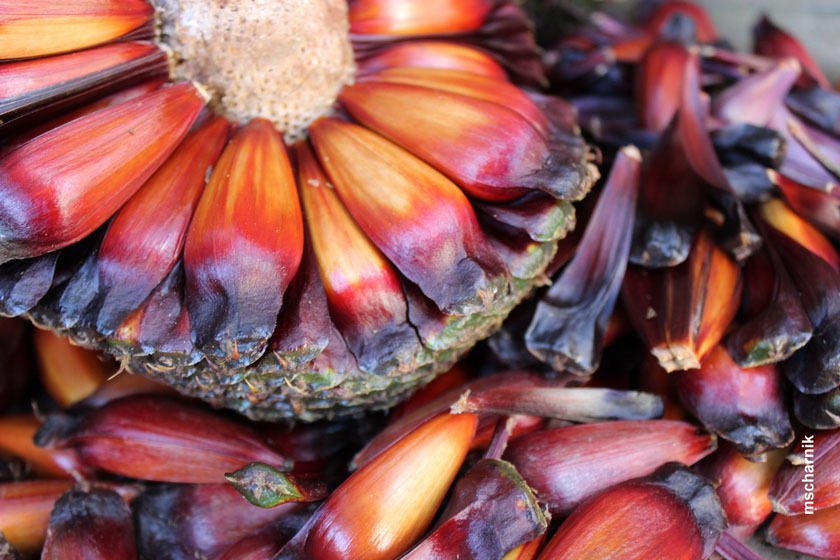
[152,0,356,140]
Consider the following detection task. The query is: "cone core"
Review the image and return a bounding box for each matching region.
[152,0,355,140]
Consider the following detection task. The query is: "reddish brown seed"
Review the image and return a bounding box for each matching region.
[306,413,478,560]
[0,82,204,263]
[183,118,304,367]
[40,395,290,483]
[339,80,590,202]
[349,0,494,35]
[94,115,230,333]
[695,444,786,539]
[34,329,111,407]
[505,419,716,516]
[0,414,85,479]
[623,230,742,371]
[758,203,840,395]
[309,117,506,315]
[769,428,840,515]
[536,463,726,560]
[725,243,813,368]
[754,15,831,89]
[365,67,548,136]
[767,504,840,558]
[0,42,167,131]
[41,487,137,560]
[357,41,508,81]
[296,141,420,374]
[0,78,165,157]
[636,41,689,133]
[672,345,794,457]
[759,198,840,270]
[134,483,310,560]
[0,479,73,556]
[0,1,154,59]
[401,458,547,560]
[773,171,840,242]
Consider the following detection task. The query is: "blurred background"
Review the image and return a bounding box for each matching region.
[697,0,839,80]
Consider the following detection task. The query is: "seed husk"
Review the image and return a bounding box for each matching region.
[525,146,641,374]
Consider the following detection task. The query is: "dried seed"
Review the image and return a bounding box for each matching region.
[184,118,304,368]
[339,80,591,202]
[357,41,508,81]
[94,115,230,334]
[296,141,420,374]
[525,146,640,374]
[0,42,167,131]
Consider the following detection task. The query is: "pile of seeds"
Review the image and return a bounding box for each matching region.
[2,1,840,559]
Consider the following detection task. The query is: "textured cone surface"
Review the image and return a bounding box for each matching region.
[0,0,595,420]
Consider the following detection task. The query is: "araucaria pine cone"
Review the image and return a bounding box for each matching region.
[0,0,597,419]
